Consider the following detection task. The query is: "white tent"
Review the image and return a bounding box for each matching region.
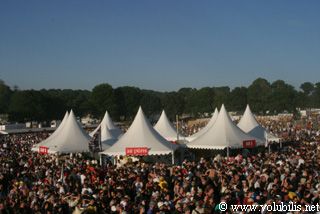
[90,110,122,139]
[101,107,177,156]
[99,127,118,150]
[31,111,69,152]
[237,105,280,143]
[154,110,184,141]
[33,110,91,154]
[186,108,219,142]
[187,104,263,149]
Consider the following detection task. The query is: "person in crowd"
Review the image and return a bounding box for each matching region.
[0,114,320,213]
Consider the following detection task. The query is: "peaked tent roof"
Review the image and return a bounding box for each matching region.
[101,107,177,156]
[99,126,117,150]
[100,140,116,151]
[238,105,280,143]
[90,110,122,139]
[187,105,263,149]
[34,110,91,153]
[237,105,260,133]
[154,110,184,141]
[186,108,219,142]
[31,111,69,151]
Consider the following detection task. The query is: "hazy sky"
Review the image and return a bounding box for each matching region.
[1,0,319,91]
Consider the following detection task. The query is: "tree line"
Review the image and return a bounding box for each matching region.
[0,78,320,122]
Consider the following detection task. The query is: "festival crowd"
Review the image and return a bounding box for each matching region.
[0,116,320,214]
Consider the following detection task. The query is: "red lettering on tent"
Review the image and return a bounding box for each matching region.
[243,140,256,148]
[39,146,48,154]
[125,147,149,156]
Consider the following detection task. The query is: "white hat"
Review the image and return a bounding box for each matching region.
[157,201,164,207]
[120,201,127,207]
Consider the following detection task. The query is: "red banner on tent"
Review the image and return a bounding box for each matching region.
[125,147,149,156]
[39,146,49,154]
[243,140,256,148]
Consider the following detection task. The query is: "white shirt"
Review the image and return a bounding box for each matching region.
[80,174,86,184]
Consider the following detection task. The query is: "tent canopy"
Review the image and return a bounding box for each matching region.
[31,111,69,151]
[187,104,263,149]
[154,110,184,141]
[33,110,91,154]
[238,105,280,143]
[90,110,122,140]
[101,107,177,156]
[237,105,260,133]
[99,126,118,150]
[186,108,219,142]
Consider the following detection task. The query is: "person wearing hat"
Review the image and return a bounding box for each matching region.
[147,201,156,214]
[192,201,204,214]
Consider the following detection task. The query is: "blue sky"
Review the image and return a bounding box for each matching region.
[0,0,319,91]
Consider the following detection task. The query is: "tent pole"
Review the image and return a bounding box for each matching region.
[176,115,179,142]
[171,151,175,165]
[227,147,230,158]
[99,129,102,152]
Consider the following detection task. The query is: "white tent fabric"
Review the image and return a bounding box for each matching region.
[238,105,280,143]
[33,110,91,154]
[101,107,177,156]
[186,108,219,142]
[99,127,118,150]
[31,111,69,151]
[187,104,263,149]
[90,110,122,139]
[100,140,116,150]
[154,110,183,141]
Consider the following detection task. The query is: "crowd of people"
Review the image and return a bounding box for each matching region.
[0,116,320,213]
[179,120,208,137]
[257,115,320,143]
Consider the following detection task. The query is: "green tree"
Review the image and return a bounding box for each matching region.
[299,82,314,108]
[178,88,196,116]
[8,90,47,121]
[247,78,272,114]
[197,87,215,113]
[72,90,91,117]
[0,80,12,114]
[91,83,117,118]
[161,92,185,120]
[183,88,199,116]
[312,82,320,107]
[3,78,319,122]
[114,86,142,120]
[140,90,162,118]
[229,87,247,112]
[300,82,314,95]
[295,91,308,109]
[269,80,297,113]
[39,89,66,120]
[213,87,230,109]
[186,87,215,116]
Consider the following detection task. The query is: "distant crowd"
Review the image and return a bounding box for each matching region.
[181,115,320,143]
[0,116,320,213]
